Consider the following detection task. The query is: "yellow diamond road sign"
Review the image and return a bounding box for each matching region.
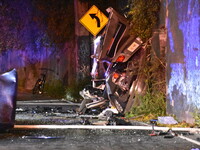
[79,5,108,36]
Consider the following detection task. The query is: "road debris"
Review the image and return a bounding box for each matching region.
[0,69,17,130]
[149,119,158,136]
[158,116,178,124]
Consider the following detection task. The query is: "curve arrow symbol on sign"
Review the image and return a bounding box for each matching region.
[89,14,100,27]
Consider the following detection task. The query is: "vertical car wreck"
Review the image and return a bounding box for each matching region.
[79,7,149,119]
[0,69,17,130]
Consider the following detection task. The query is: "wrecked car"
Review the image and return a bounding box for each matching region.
[0,69,17,130]
[79,7,149,117]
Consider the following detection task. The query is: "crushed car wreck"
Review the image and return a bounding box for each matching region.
[78,7,149,120]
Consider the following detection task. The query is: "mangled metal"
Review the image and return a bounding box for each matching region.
[0,69,17,130]
[79,7,149,117]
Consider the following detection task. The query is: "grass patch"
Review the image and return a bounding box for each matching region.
[65,77,91,102]
[126,91,166,119]
[44,79,66,99]
[193,110,200,127]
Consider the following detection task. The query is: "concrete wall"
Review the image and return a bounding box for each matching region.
[0,0,92,91]
[166,0,200,123]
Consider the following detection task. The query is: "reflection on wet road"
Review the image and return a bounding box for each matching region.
[0,128,199,150]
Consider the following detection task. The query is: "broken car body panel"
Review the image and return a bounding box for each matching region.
[98,7,142,63]
[0,69,17,130]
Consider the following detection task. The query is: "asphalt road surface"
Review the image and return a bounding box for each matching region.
[0,127,200,150]
[12,98,200,150]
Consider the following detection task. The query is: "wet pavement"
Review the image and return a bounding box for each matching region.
[11,101,200,150]
[0,128,200,150]
[12,90,200,150]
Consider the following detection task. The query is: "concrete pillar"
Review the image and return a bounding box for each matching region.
[74,0,91,81]
[166,0,200,123]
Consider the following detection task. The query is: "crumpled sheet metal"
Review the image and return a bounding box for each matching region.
[0,69,17,130]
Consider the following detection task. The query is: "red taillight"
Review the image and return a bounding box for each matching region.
[95,72,98,77]
[113,72,120,79]
[116,55,125,62]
